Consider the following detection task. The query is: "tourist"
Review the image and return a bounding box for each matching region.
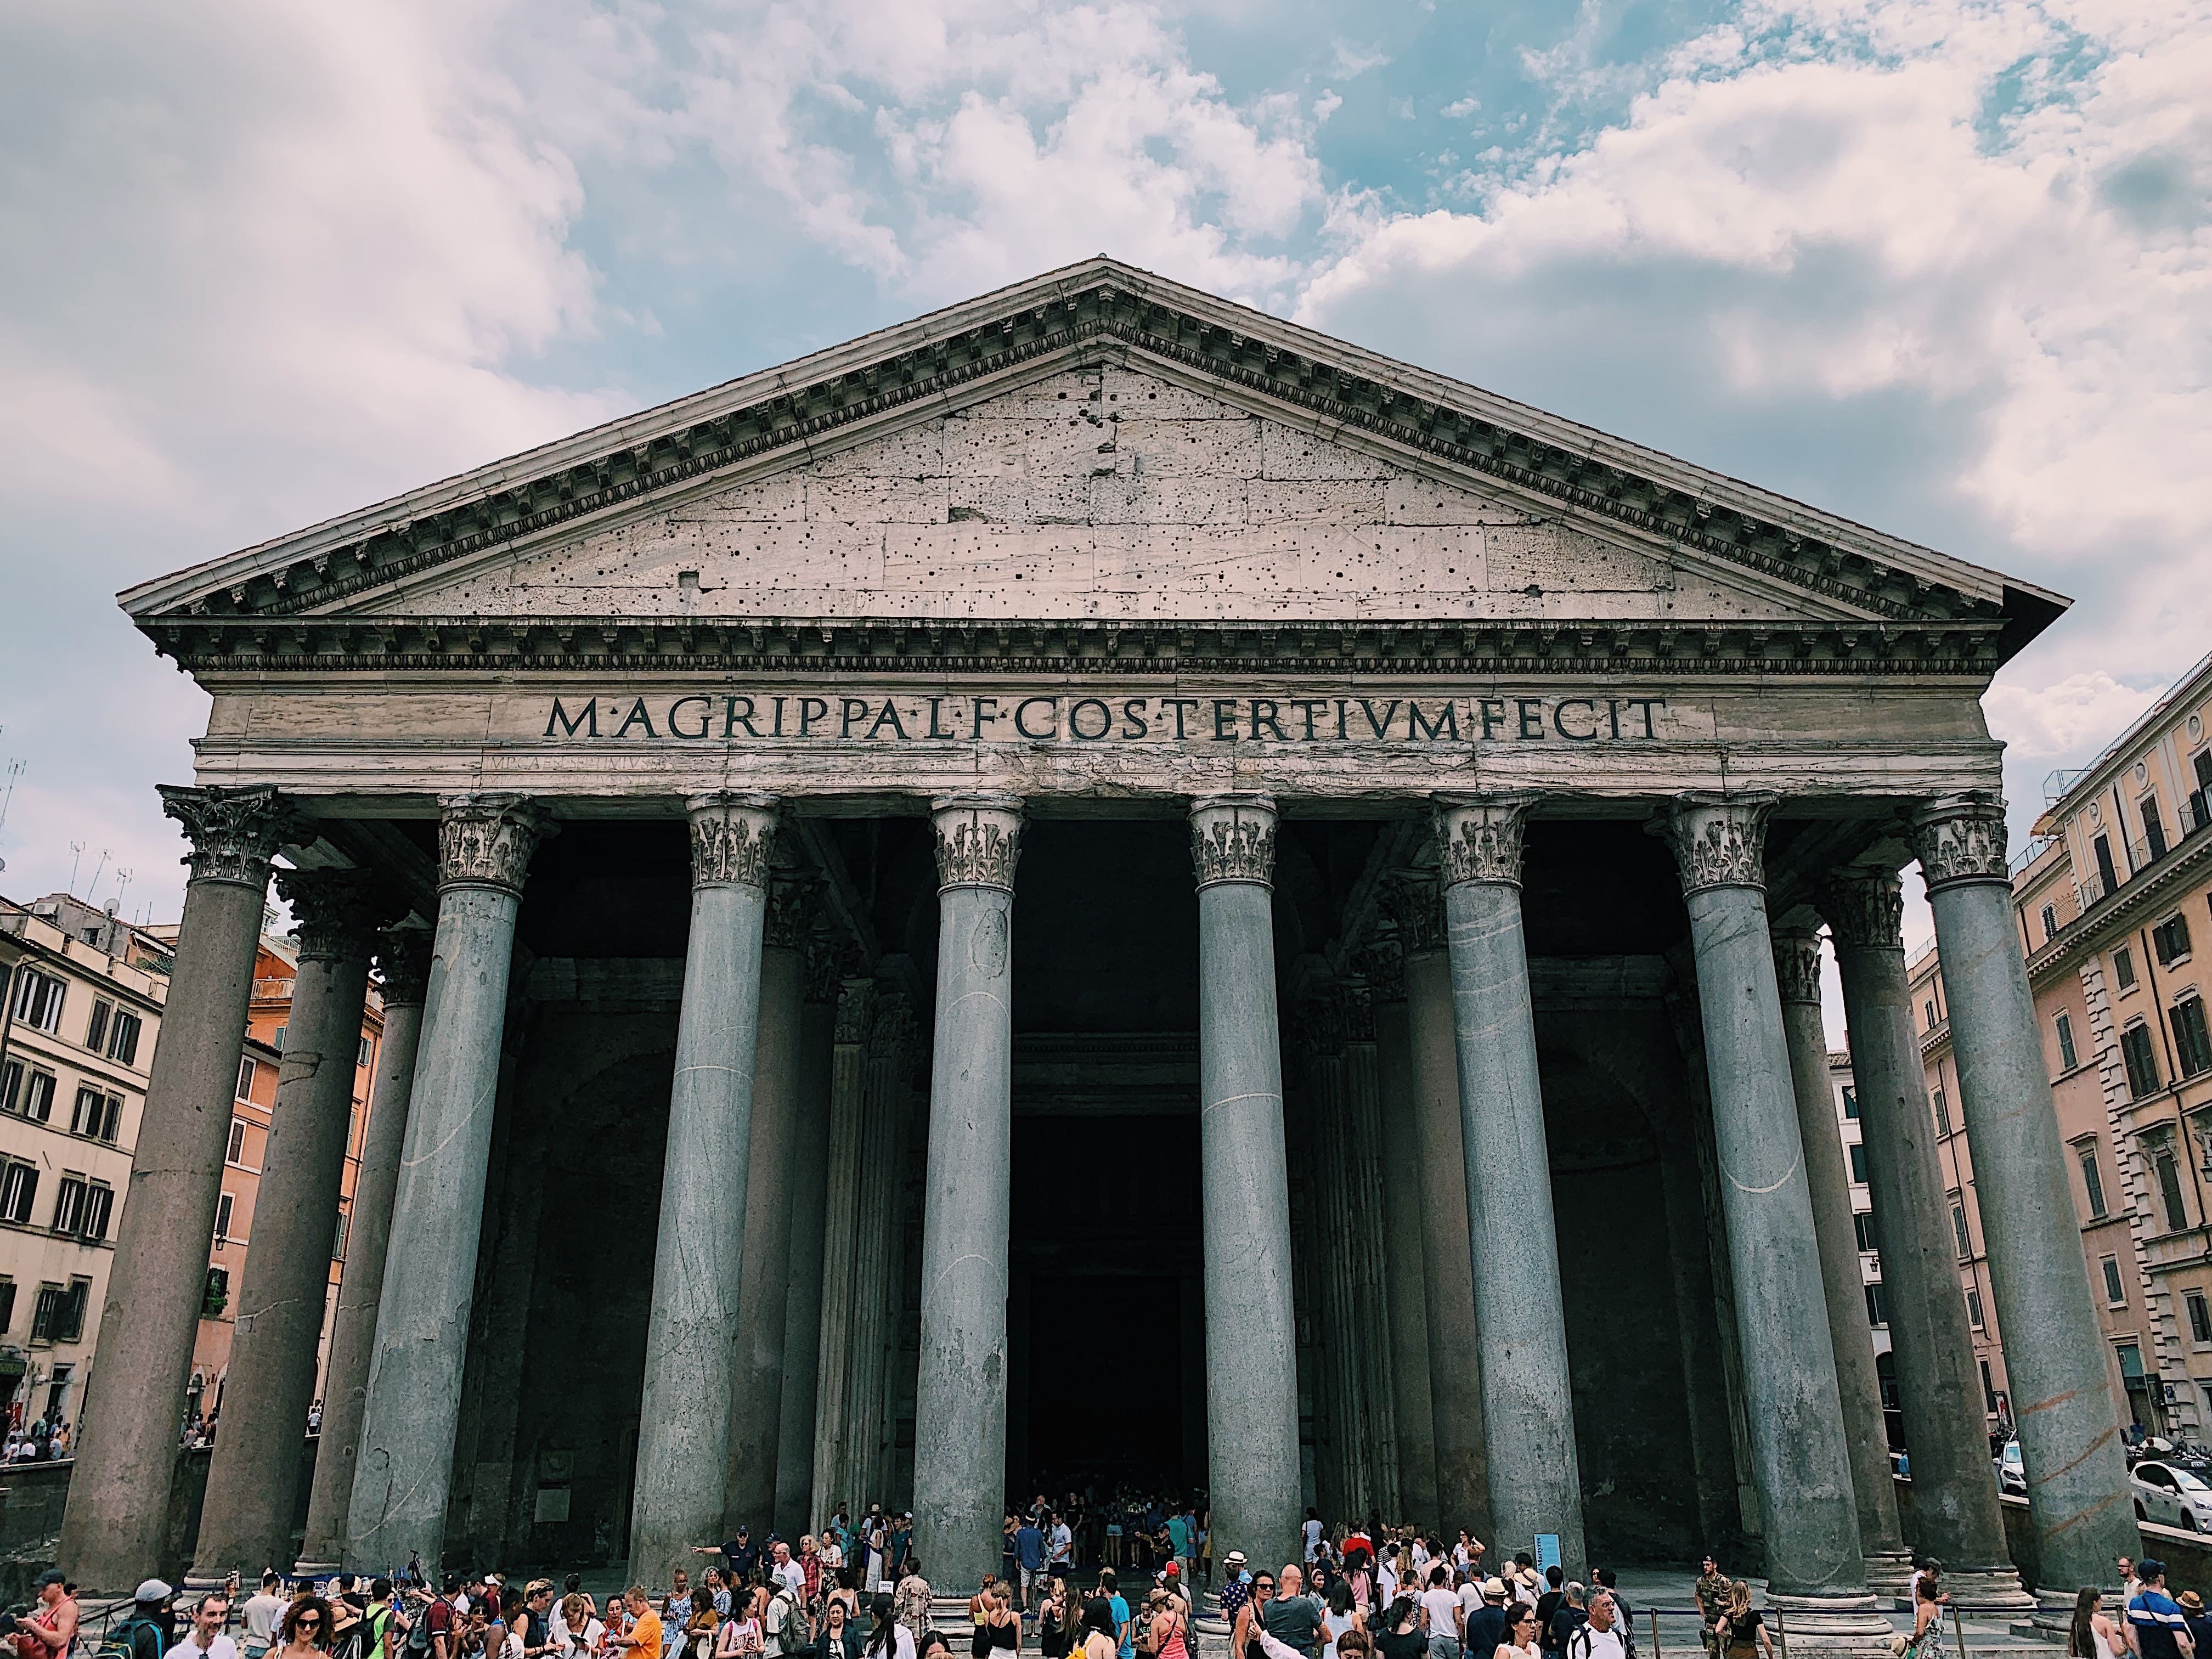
[1567,1594,1622,1659]
[675,1590,717,1659]
[1016,1517,1048,1612]
[1220,1556,1254,1626]
[559,1596,605,1659]
[822,1534,848,1584]
[1051,1514,1075,1579]
[800,1541,823,1609]
[979,1587,1020,1659]
[283,1598,338,1659]
[19,1570,80,1659]
[614,1589,665,1659]
[1462,1583,1508,1659]
[866,1511,890,1594]
[1097,1572,1132,1659]
[1305,1513,1325,1565]
[1904,1574,1945,1659]
[177,1593,243,1659]
[1231,1572,1277,1659]
[1147,1593,1187,1659]
[2181,1593,2212,1659]
[1337,1633,1373,1659]
[1373,1598,1423,1659]
[814,1604,862,1659]
[894,1562,931,1649]
[764,1577,806,1659]
[1496,1608,1538,1659]
[1544,1585,1585,1659]
[238,1572,290,1659]
[864,1595,915,1659]
[771,1546,808,1604]
[1265,1567,1325,1659]
[1081,1602,1118,1659]
[2128,1561,2193,1659]
[2070,1587,2121,1659]
[1322,1583,1363,1659]
[892,1518,915,1581]
[514,1584,560,1659]
[1419,1568,1462,1659]
[2120,1560,2142,1605]
[1589,1577,1630,1659]
[1712,1584,1769,1659]
[921,1635,953,1659]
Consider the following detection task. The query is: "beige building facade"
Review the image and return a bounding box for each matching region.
[0,891,173,1436]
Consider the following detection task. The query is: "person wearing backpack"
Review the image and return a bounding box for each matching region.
[104,1581,175,1659]
[766,1584,811,1658]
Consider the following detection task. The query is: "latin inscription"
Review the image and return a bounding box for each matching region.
[540,691,1672,745]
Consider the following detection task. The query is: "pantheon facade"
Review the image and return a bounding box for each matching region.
[63,260,2131,1639]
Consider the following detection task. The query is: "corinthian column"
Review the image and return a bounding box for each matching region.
[912,794,1023,1590]
[1658,795,1887,1650]
[346,793,548,1572]
[195,868,388,1581]
[1908,795,2133,1601]
[60,785,303,1592]
[299,926,433,1573]
[1190,794,1302,1572]
[774,947,840,1541]
[629,793,779,1581]
[1769,923,1914,1599]
[1434,795,1583,1570]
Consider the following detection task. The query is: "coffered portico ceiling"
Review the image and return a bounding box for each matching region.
[122,257,2063,680]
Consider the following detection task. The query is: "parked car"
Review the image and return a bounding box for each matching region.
[1994,1440,2025,1496]
[2132,1459,2212,1530]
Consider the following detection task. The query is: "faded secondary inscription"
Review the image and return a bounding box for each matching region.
[540,691,1672,744]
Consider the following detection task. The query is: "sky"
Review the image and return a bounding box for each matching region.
[3,0,2208,1007]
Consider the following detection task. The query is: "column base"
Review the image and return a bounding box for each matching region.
[1936,1566,2035,1613]
[182,1570,235,1595]
[2011,1586,2104,1640]
[294,1559,341,1580]
[1861,1551,1917,1605]
[1764,1594,1898,1659]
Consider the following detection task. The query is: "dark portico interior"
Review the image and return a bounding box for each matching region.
[403,805,1796,1570]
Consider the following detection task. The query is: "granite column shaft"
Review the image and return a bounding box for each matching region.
[811,984,873,1525]
[912,795,1023,1590]
[299,927,433,1573]
[59,786,302,1592]
[1910,795,2135,1598]
[345,793,546,1572]
[774,974,839,1541]
[1434,797,1583,1570]
[1370,957,1441,1536]
[194,869,386,1580]
[1191,794,1302,1572]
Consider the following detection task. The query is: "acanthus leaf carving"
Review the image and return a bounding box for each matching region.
[685,792,778,890]
[1434,794,1536,888]
[1908,793,2010,894]
[1820,866,1906,952]
[932,794,1024,893]
[275,868,390,964]
[438,793,550,894]
[374,926,435,1007]
[1770,926,1825,1007]
[1188,794,1277,889]
[1657,792,1775,896]
[159,784,306,891]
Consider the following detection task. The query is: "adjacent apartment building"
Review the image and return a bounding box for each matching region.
[0,891,174,1435]
[188,933,384,1427]
[1911,647,2212,1441]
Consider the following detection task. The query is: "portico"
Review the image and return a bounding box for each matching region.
[67,259,2131,1624]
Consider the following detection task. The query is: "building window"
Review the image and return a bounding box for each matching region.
[2156,914,2194,966]
[2103,1255,2126,1305]
[2147,793,2170,861]
[2058,1011,2080,1071]
[2173,998,2212,1079]
[1854,1212,1879,1252]
[2043,904,2059,942]
[0,1164,38,1226]
[0,1060,18,1115]
[0,1280,16,1334]
[235,1056,256,1101]
[1953,1203,1973,1259]
[213,1191,234,1245]
[2124,1022,2162,1097]
[80,1184,111,1243]
[201,1267,229,1319]
[1849,1143,1869,1184]
[68,1087,119,1142]
[2155,1139,2191,1231]
[30,1284,65,1342]
[2081,1148,2109,1218]
[2096,833,2121,895]
[1865,1283,1889,1327]
[1842,1086,1858,1120]
[1926,998,1939,1030]
[106,1010,141,1066]
[1967,1287,1985,1329]
[1933,1087,1953,1136]
[2118,946,2140,989]
[271,1025,286,1053]
[225,1118,246,1166]
[332,1207,349,1261]
[11,970,65,1034]
[84,1000,110,1054]
[357,1035,371,1068]
[50,1177,87,1236]
[2191,1293,2212,1345]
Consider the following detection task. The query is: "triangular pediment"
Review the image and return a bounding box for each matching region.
[120,256,2064,667]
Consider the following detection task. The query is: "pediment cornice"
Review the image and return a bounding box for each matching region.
[119,257,2065,659]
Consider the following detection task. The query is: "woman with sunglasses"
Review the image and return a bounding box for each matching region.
[1496,1606,1540,1659]
[282,1598,338,1659]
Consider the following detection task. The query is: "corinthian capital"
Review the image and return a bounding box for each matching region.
[438,794,550,895]
[1434,793,1537,888]
[1355,936,1406,1004]
[765,870,817,950]
[932,793,1024,893]
[276,868,390,964]
[1907,793,2010,894]
[375,926,435,1008]
[159,785,306,891]
[685,792,779,890]
[1770,925,1825,1008]
[1820,866,1906,951]
[1189,794,1276,889]
[1381,872,1444,956]
[1657,792,1776,896]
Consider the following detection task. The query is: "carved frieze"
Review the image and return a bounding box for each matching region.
[1381,872,1445,956]
[438,793,549,895]
[375,926,435,1008]
[1770,927,1825,1008]
[1908,793,2010,894]
[932,794,1024,893]
[1435,793,1536,888]
[276,868,388,964]
[1658,792,1775,896]
[685,792,778,890]
[1189,793,1277,889]
[159,784,304,891]
[1821,867,1906,952]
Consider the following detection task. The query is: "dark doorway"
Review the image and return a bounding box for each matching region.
[1008,1114,1205,1505]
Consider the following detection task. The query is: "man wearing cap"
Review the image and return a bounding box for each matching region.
[1161,1566,1190,1615]
[1219,1555,1253,1626]
[114,1582,173,1659]
[18,1572,78,1659]
[2129,1561,2196,1659]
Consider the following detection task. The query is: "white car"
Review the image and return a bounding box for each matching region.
[2131,1459,2212,1530]
[1994,1441,2024,1496]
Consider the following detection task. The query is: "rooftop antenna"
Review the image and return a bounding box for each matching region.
[67,842,86,894]
[112,868,133,915]
[85,848,111,900]
[0,759,22,833]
